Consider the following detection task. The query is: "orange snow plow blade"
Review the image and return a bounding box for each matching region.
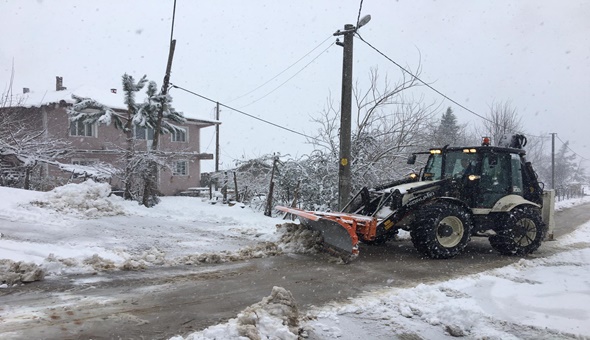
[275,206,378,260]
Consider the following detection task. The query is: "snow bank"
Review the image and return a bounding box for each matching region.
[172,286,300,340]
[276,223,322,254]
[30,180,124,217]
[0,259,45,287]
[120,224,324,270]
[303,229,590,339]
[0,182,331,280]
[555,195,590,211]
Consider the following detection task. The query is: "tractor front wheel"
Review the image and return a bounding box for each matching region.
[489,206,546,255]
[410,202,473,259]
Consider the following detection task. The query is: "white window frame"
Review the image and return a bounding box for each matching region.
[69,121,96,137]
[172,160,188,176]
[171,128,187,142]
[134,126,155,140]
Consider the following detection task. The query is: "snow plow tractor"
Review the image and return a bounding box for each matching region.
[277,135,554,261]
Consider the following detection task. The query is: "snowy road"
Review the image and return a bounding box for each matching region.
[1,203,587,339]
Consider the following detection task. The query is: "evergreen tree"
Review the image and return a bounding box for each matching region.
[553,141,587,189]
[434,107,461,147]
[137,80,185,207]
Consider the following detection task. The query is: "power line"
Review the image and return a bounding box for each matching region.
[170,83,320,142]
[226,35,333,103]
[355,32,496,125]
[556,134,589,161]
[354,32,590,160]
[239,42,335,108]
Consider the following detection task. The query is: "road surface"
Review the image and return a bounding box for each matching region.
[1,203,589,339]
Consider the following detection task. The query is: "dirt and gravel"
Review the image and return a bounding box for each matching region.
[0,203,588,339]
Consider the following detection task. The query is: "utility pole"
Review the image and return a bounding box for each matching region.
[264,156,279,217]
[333,15,370,211]
[142,0,177,207]
[550,132,556,190]
[334,24,354,211]
[215,102,220,173]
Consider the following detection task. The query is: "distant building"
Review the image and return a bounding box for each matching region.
[0,77,218,195]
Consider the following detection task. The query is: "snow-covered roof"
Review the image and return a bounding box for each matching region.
[5,86,220,126]
[10,86,126,110]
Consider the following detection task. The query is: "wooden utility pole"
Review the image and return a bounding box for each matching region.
[233,171,239,202]
[142,38,176,207]
[142,0,177,207]
[334,24,355,211]
[215,102,220,173]
[264,156,279,217]
[550,132,556,189]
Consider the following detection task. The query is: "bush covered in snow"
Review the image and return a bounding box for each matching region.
[31,180,125,217]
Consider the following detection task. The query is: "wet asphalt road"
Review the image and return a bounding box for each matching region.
[0,203,588,339]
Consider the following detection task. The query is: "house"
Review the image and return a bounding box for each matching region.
[0,77,218,195]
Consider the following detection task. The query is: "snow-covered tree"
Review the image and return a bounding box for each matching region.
[1,98,73,189]
[535,140,587,191]
[68,73,185,206]
[304,68,437,209]
[137,80,186,207]
[432,107,467,147]
[479,101,524,146]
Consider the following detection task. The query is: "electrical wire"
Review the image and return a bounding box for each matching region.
[355,32,496,125]
[239,42,335,108]
[556,134,589,161]
[170,83,321,143]
[355,32,590,161]
[226,35,334,103]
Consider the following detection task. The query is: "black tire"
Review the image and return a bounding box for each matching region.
[489,206,546,255]
[410,201,473,259]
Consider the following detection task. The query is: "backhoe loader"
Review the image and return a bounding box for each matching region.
[277,135,554,261]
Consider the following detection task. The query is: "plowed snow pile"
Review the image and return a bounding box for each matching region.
[31,180,124,217]
[1,181,329,283]
[171,286,301,340]
[0,259,44,286]
[276,223,323,254]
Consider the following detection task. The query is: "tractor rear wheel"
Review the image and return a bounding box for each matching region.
[410,201,473,259]
[489,206,546,255]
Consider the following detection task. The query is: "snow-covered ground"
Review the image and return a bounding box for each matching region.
[1,181,589,339]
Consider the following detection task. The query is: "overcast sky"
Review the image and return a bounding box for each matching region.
[1,0,589,172]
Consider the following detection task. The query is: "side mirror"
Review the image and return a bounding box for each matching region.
[407,154,417,165]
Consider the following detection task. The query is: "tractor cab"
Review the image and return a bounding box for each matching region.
[420,139,541,209]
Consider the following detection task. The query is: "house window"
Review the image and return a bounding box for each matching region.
[135,126,155,140]
[173,160,188,176]
[70,121,95,137]
[72,159,97,166]
[172,128,187,142]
